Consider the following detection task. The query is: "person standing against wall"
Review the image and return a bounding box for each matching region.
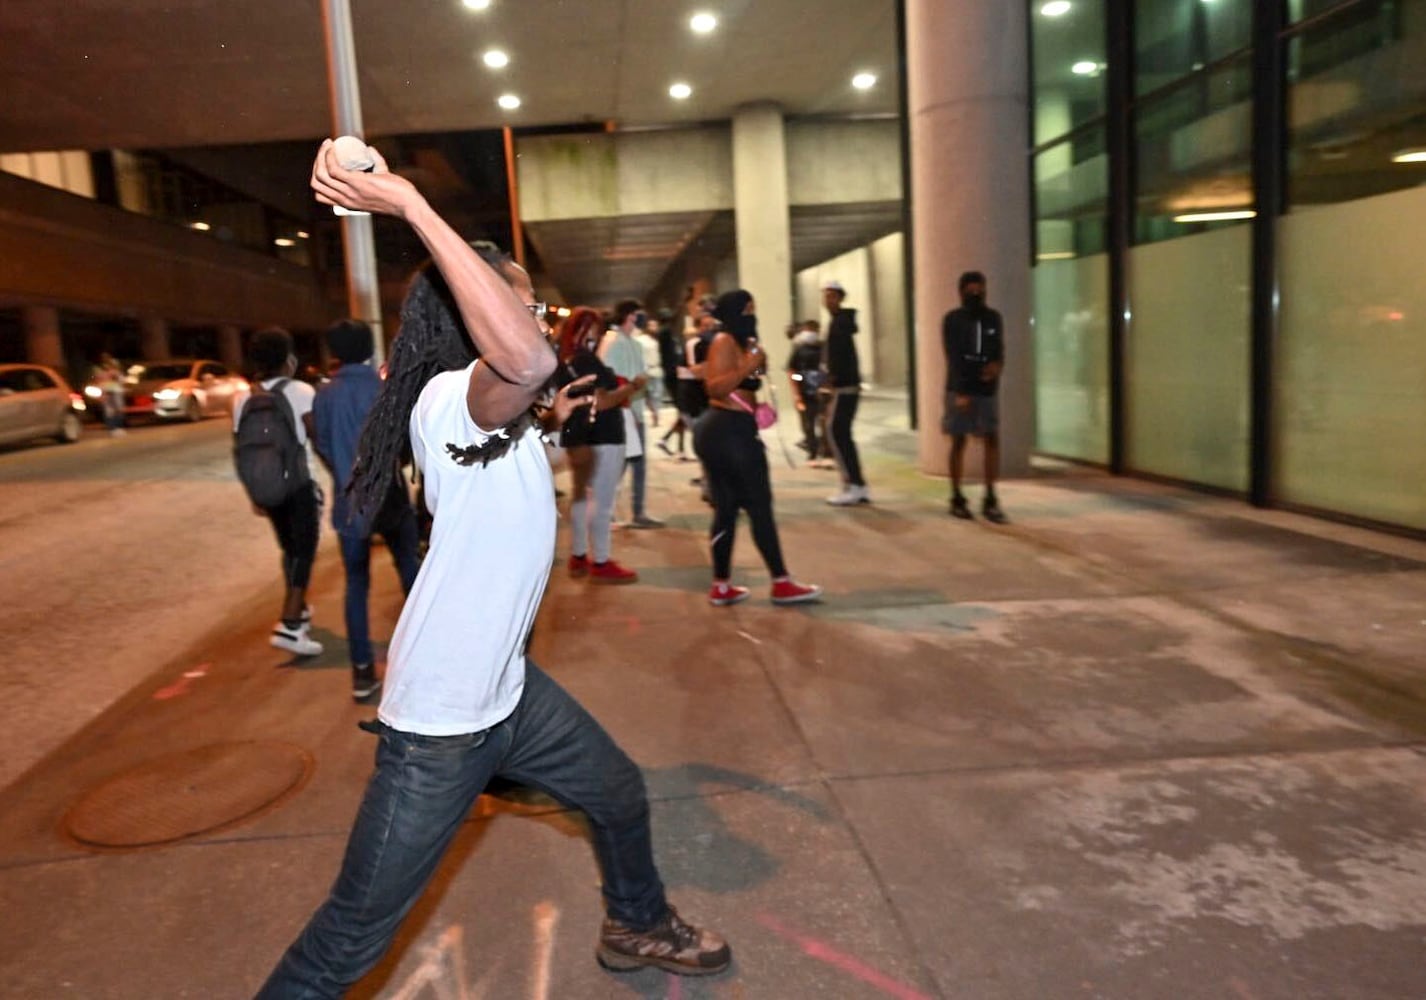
[821,281,870,506]
[942,270,1008,524]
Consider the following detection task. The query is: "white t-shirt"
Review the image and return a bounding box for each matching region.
[232,377,316,474]
[378,362,556,736]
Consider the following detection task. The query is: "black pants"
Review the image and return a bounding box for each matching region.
[825,390,864,486]
[264,480,320,590]
[693,408,788,581]
[797,391,821,457]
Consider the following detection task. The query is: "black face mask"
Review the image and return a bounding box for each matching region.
[961,292,986,309]
[633,311,648,330]
[726,312,758,347]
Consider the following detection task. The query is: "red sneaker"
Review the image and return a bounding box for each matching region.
[590,559,639,584]
[708,582,750,606]
[568,554,589,577]
[770,578,822,605]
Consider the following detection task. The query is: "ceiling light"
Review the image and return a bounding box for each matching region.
[1037,250,1076,261]
[497,93,521,110]
[1172,210,1256,223]
[852,72,878,91]
[462,0,491,10]
[1391,148,1426,163]
[189,221,211,231]
[1041,1,1072,15]
[483,49,509,69]
[690,12,718,33]
[296,230,309,239]
[669,82,693,100]
[274,237,297,247]
[1071,60,1100,76]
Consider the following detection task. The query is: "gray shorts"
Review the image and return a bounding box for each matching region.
[942,392,999,436]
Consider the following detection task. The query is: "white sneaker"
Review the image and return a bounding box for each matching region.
[271,621,323,657]
[827,485,870,506]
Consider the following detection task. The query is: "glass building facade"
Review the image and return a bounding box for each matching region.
[1029,0,1426,532]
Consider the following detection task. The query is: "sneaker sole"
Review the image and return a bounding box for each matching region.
[771,590,822,605]
[271,638,322,656]
[709,592,750,607]
[352,682,382,702]
[596,946,730,977]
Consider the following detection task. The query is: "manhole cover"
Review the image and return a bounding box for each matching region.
[65,741,313,849]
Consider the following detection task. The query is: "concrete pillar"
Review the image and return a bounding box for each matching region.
[139,316,170,360]
[907,1,1034,476]
[217,324,243,371]
[731,104,793,351]
[22,305,64,369]
[870,233,909,390]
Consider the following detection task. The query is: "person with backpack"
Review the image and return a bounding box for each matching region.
[232,326,322,658]
[311,319,421,702]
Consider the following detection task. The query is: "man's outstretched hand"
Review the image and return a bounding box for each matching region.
[310,139,421,219]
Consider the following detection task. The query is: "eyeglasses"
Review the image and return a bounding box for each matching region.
[527,302,548,321]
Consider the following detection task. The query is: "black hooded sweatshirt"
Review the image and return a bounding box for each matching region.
[824,307,860,389]
[942,303,1004,396]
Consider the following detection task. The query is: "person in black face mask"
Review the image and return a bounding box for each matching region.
[941,270,1008,523]
[692,289,821,607]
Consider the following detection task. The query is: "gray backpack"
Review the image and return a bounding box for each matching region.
[233,379,309,509]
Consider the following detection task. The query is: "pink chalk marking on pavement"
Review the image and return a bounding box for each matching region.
[756,914,931,1000]
[153,663,211,700]
[664,974,684,1000]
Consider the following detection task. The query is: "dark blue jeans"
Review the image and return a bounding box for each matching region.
[337,507,421,667]
[255,663,668,999]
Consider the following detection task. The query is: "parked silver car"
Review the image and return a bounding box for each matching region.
[83,358,247,422]
[0,363,86,447]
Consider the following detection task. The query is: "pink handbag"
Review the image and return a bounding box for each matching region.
[727,391,777,429]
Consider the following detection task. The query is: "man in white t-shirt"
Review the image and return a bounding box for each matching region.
[257,140,730,997]
[598,299,663,529]
[232,327,323,657]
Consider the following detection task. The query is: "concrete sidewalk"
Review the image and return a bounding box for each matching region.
[4,392,1425,999]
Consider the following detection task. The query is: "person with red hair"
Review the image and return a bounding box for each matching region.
[555,307,642,583]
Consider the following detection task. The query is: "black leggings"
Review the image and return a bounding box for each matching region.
[693,408,788,581]
[825,390,864,486]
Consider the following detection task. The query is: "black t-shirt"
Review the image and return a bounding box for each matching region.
[556,350,624,447]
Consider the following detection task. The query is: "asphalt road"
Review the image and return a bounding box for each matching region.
[0,417,309,791]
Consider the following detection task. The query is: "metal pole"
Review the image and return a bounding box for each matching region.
[502,127,526,269]
[321,0,385,366]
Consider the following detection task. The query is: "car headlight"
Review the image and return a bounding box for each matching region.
[84,385,103,399]
[154,388,182,401]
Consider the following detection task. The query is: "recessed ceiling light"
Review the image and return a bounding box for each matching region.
[497,93,521,110]
[274,237,297,247]
[483,49,509,69]
[669,82,693,100]
[462,0,491,10]
[1392,148,1426,163]
[852,72,877,90]
[690,12,718,33]
[1172,210,1256,223]
[1071,60,1100,76]
[189,221,211,231]
[296,230,309,239]
[1041,1,1072,15]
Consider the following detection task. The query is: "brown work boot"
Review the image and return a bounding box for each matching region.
[596,906,731,976]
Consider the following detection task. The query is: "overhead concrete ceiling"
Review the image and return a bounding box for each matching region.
[0,0,898,151]
[0,0,901,307]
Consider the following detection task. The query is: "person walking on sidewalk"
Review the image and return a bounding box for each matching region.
[311,319,422,702]
[600,299,664,529]
[693,289,822,608]
[821,280,870,506]
[233,327,324,658]
[942,270,1008,523]
[558,307,642,584]
[258,140,729,997]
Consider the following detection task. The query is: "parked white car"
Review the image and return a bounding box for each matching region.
[83,358,247,423]
[0,363,86,447]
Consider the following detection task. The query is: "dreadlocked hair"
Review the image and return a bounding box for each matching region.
[347,242,516,519]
